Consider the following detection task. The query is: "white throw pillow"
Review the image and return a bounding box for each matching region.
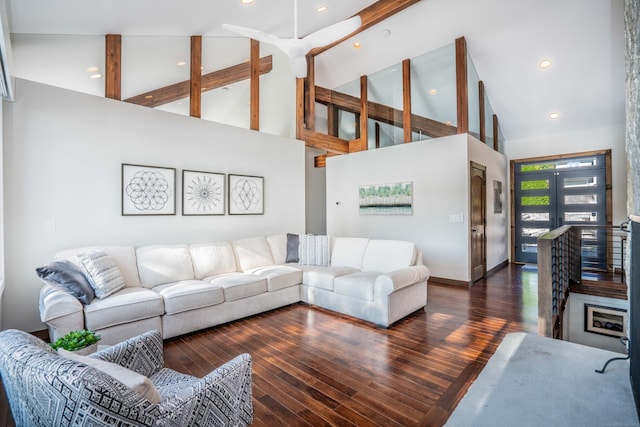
[59,348,162,403]
[77,250,126,299]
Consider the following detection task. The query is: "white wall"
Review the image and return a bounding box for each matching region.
[305,147,327,235]
[506,124,627,224]
[326,134,508,282]
[468,136,509,270]
[566,293,628,353]
[2,78,305,332]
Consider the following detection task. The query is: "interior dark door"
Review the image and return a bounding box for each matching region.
[470,162,486,282]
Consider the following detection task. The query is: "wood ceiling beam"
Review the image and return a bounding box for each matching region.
[315,86,456,138]
[250,39,260,130]
[402,58,412,143]
[105,34,121,100]
[310,0,422,56]
[123,56,273,108]
[300,128,349,154]
[455,36,469,134]
[190,35,202,118]
[355,75,368,152]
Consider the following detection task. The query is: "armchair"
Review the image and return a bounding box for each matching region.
[0,329,253,426]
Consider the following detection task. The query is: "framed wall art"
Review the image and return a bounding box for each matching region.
[122,164,176,216]
[359,182,412,215]
[228,174,264,215]
[182,170,225,215]
[494,180,503,214]
[585,304,627,338]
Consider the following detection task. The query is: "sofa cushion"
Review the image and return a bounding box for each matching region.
[36,260,95,305]
[247,265,302,292]
[298,265,359,291]
[84,287,164,331]
[152,280,224,315]
[206,273,268,302]
[59,348,162,403]
[334,272,380,301]
[189,242,237,279]
[267,234,288,265]
[231,237,274,272]
[299,234,330,266]
[55,246,142,288]
[136,245,195,288]
[330,238,369,269]
[361,240,417,273]
[77,250,126,299]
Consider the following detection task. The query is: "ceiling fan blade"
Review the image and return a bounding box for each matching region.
[289,55,308,78]
[303,15,362,49]
[222,23,282,46]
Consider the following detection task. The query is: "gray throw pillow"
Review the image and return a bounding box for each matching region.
[286,233,299,263]
[36,260,95,304]
[77,250,126,299]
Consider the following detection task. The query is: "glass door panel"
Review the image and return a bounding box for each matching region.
[514,154,607,267]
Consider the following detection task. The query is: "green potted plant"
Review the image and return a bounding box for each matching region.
[50,329,101,355]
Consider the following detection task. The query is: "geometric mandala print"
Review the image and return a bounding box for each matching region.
[231,179,261,211]
[126,171,171,211]
[186,175,223,213]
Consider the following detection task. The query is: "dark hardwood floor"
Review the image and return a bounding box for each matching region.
[0,263,538,426]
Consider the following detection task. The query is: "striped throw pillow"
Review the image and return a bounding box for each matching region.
[77,250,126,299]
[299,235,330,267]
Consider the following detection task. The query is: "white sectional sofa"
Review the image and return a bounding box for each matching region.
[39,235,430,345]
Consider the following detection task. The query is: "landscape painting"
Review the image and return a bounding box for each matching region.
[359,182,413,215]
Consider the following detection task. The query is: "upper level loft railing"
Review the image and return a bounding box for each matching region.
[538,224,629,339]
[298,36,506,167]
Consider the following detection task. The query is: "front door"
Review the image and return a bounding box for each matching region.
[514,154,608,267]
[470,162,486,282]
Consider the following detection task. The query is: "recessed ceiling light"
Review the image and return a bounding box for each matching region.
[89,74,102,79]
[85,66,99,73]
[353,41,361,49]
[549,112,560,120]
[539,59,552,69]
[145,95,153,99]
[446,121,452,125]
[382,29,391,38]
[429,89,437,95]
[241,0,254,4]
[316,5,328,13]
[176,61,186,66]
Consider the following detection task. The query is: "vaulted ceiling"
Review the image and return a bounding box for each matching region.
[5,0,626,142]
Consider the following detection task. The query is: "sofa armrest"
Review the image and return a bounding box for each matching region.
[159,353,253,426]
[39,285,84,341]
[91,330,164,377]
[374,265,430,296]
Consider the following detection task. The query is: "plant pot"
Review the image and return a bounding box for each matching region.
[71,343,98,356]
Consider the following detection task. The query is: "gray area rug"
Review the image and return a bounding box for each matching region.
[445,332,639,427]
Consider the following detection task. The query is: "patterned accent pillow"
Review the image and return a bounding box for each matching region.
[77,250,126,299]
[299,234,330,267]
[35,260,95,304]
